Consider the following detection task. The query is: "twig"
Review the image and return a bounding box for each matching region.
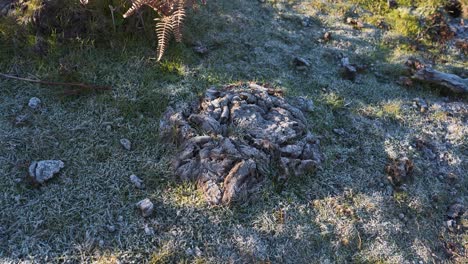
[357,230,362,250]
[109,5,117,33]
[0,73,111,91]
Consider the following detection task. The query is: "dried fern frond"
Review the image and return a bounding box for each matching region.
[155,16,174,61]
[171,0,186,43]
[85,0,206,61]
[123,0,163,18]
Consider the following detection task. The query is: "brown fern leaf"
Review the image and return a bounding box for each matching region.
[155,16,174,61]
[124,0,167,18]
[123,0,207,61]
[171,0,186,43]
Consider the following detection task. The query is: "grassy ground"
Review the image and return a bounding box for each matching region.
[0,0,467,263]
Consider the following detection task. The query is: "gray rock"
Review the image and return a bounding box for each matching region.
[14,114,30,126]
[385,185,394,196]
[28,160,65,184]
[294,97,314,112]
[130,174,145,189]
[136,198,154,217]
[447,203,465,219]
[293,57,310,70]
[28,97,41,109]
[120,138,131,150]
[106,225,116,233]
[144,224,154,236]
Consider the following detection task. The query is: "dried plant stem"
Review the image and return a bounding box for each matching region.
[0,73,111,91]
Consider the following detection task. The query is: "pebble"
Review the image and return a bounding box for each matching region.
[333,128,346,136]
[194,246,202,257]
[120,138,131,150]
[106,225,116,233]
[447,203,465,219]
[130,174,145,189]
[14,114,30,126]
[293,57,310,70]
[385,186,393,196]
[445,219,456,231]
[28,160,65,184]
[399,213,405,220]
[136,198,154,217]
[144,224,154,236]
[299,97,314,112]
[98,240,105,247]
[185,248,194,256]
[28,97,41,109]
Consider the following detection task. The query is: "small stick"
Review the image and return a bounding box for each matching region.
[109,5,117,33]
[0,73,111,91]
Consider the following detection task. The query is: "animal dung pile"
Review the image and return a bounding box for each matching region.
[160,83,323,205]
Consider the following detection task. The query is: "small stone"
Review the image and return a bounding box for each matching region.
[193,41,208,55]
[385,186,393,196]
[294,97,314,112]
[194,246,202,257]
[379,183,384,188]
[301,17,312,27]
[412,98,429,113]
[28,160,65,184]
[399,213,405,220]
[98,240,105,247]
[293,57,310,70]
[144,224,154,236]
[136,198,154,217]
[333,128,346,136]
[120,138,131,150]
[28,97,41,109]
[130,174,145,189]
[14,114,30,126]
[106,225,116,233]
[447,203,465,219]
[447,172,458,181]
[445,219,456,232]
[387,0,398,9]
[185,248,194,256]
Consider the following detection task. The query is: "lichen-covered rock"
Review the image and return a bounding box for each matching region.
[136,198,154,218]
[28,97,42,109]
[28,160,65,184]
[160,83,323,205]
